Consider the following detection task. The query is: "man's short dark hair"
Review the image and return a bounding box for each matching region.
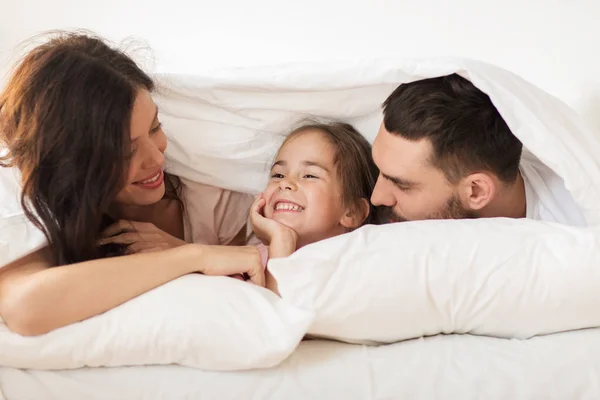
[382,73,523,183]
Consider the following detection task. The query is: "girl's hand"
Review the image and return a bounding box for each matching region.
[250,194,298,246]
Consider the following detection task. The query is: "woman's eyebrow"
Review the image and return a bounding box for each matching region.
[148,106,159,131]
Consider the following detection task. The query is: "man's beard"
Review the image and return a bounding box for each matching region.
[382,195,478,223]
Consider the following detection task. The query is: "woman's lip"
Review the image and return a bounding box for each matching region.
[134,169,162,183]
[132,170,164,189]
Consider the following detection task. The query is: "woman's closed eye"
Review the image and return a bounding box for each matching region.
[150,122,163,134]
[129,143,139,157]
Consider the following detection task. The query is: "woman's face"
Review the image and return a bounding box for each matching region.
[114,89,167,206]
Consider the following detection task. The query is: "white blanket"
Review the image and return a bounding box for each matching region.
[1,57,600,371]
[3,57,598,264]
[155,57,600,223]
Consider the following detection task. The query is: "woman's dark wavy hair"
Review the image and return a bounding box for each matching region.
[0,32,181,266]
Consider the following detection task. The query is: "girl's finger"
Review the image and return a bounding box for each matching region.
[252,194,264,210]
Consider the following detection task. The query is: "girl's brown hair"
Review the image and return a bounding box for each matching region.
[283,121,380,226]
[0,32,180,265]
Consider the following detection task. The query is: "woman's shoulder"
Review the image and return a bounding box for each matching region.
[179,176,224,196]
[179,177,254,208]
[177,176,255,245]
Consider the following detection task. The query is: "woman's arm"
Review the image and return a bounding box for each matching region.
[0,244,263,336]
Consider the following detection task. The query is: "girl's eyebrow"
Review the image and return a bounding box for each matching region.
[302,160,330,172]
[270,160,330,172]
[271,160,286,170]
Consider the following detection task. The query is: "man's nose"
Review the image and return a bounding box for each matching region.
[371,175,395,206]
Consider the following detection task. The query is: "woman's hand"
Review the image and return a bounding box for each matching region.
[250,194,298,246]
[197,245,265,287]
[98,220,186,254]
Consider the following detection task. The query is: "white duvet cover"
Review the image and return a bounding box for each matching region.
[2,330,600,400]
[1,57,600,374]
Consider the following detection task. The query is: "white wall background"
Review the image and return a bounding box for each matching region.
[2,0,600,128]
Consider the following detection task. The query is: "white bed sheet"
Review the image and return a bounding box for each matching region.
[2,329,600,400]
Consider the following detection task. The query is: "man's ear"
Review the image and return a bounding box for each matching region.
[458,172,496,211]
[340,198,371,230]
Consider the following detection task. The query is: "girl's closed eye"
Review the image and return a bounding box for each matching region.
[303,174,318,179]
[271,173,284,179]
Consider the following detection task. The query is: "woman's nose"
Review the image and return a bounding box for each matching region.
[141,140,165,170]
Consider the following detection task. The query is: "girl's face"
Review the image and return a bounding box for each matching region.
[114,90,167,207]
[263,130,349,248]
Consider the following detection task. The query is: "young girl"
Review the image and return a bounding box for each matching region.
[250,122,380,293]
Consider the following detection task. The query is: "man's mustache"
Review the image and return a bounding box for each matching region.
[375,206,407,224]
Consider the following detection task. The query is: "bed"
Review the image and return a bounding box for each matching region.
[3,329,600,400]
[2,57,600,399]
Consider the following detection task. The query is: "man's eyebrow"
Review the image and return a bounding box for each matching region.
[382,173,416,187]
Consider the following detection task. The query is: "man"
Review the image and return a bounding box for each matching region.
[371,73,586,225]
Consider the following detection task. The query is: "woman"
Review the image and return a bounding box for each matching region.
[0,32,264,336]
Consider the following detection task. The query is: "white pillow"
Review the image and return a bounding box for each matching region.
[0,274,314,371]
[0,166,47,268]
[268,218,600,344]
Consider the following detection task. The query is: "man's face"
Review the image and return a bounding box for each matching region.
[371,123,476,222]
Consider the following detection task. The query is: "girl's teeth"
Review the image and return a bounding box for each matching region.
[275,203,303,211]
